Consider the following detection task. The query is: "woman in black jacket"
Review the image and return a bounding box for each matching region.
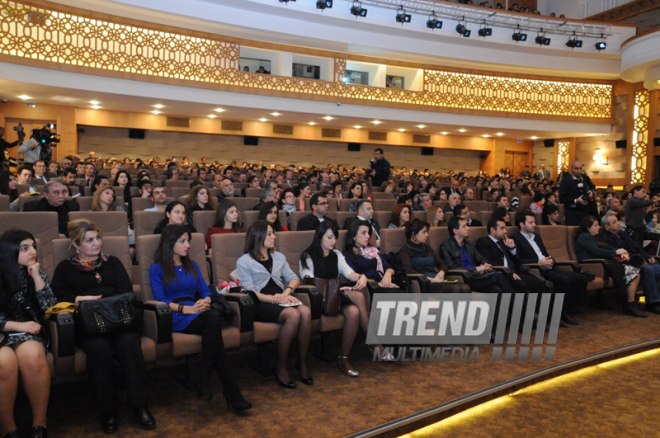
[51,219,155,434]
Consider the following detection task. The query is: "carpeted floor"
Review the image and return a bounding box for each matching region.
[401,349,660,437]
[18,304,660,437]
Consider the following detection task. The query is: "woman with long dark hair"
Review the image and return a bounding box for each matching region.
[343,220,397,288]
[51,219,155,433]
[112,170,133,204]
[149,225,250,410]
[299,222,365,377]
[0,230,56,438]
[205,200,243,250]
[236,221,312,388]
[258,201,288,232]
[0,170,20,211]
[154,201,197,235]
[185,186,215,224]
[347,182,363,199]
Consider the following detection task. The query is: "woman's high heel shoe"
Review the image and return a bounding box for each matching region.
[338,356,359,377]
[295,362,313,386]
[273,367,296,389]
[223,388,252,413]
[369,345,396,362]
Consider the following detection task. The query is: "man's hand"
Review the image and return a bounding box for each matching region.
[502,236,516,249]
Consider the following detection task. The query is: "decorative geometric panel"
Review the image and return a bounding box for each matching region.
[0,0,613,120]
[630,90,650,185]
[557,141,570,174]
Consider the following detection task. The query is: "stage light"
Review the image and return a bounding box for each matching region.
[426,12,442,29]
[456,21,471,37]
[566,33,583,48]
[316,0,332,10]
[595,41,607,51]
[478,22,492,37]
[395,6,411,24]
[512,27,527,42]
[350,1,367,17]
[535,31,550,46]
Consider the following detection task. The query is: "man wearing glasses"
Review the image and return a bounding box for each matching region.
[559,160,596,226]
[296,193,338,231]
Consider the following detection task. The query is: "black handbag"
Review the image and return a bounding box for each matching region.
[313,278,341,316]
[210,295,238,329]
[75,293,143,336]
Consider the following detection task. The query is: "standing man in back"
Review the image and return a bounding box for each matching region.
[369,148,390,188]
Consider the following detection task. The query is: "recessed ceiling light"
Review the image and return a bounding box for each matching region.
[89,100,100,105]
[153,104,164,109]
[440,132,449,135]
[259,118,268,122]
[214,108,225,113]
[458,129,467,133]
[496,132,505,136]
[371,120,382,125]
[354,125,362,129]
[417,124,426,129]
[323,116,334,121]
[91,105,101,110]
[271,112,281,116]
[151,110,161,115]
[18,95,31,100]
[398,129,406,132]
[482,134,490,138]
[308,122,316,126]
[208,114,217,119]
[531,136,538,140]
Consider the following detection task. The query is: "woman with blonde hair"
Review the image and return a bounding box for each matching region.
[426,205,445,227]
[91,186,125,212]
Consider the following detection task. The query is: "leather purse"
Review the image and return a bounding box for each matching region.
[74,293,143,336]
[312,278,341,316]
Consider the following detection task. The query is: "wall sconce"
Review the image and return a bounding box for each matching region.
[593,152,608,165]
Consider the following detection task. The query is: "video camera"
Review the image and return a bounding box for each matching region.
[31,125,60,162]
[13,123,26,143]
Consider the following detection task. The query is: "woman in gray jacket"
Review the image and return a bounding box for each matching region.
[236,221,313,389]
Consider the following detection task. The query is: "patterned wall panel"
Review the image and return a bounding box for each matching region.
[557,140,571,174]
[631,89,650,185]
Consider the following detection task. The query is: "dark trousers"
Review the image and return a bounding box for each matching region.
[564,208,588,226]
[78,329,148,414]
[540,268,588,313]
[180,309,237,391]
[469,272,519,295]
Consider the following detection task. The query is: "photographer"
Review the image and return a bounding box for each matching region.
[559,160,596,226]
[0,127,19,172]
[625,185,658,246]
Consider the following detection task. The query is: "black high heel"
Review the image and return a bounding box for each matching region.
[223,388,252,413]
[295,362,313,386]
[273,367,296,389]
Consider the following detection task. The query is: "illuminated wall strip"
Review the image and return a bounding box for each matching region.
[557,140,571,174]
[0,0,613,119]
[630,90,650,185]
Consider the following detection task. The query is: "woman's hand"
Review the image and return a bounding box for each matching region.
[193,299,211,313]
[379,272,399,288]
[620,253,630,262]
[435,271,445,282]
[354,274,368,290]
[616,248,628,256]
[75,295,102,303]
[26,262,41,279]
[17,321,43,334]
[272,294,300,305]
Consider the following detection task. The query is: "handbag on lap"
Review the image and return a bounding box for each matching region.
[74,293,143,336]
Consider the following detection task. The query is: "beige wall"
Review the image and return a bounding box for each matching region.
[78,126,484,172]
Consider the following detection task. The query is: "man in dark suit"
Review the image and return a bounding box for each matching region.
[343,199,381,242]
[559,160,596,225]
[453,204,482,227]
[511,210,588,325]
[296,193,338,231]
[442,178,462,196]
[23,181,80,238]
[476,218,551,296]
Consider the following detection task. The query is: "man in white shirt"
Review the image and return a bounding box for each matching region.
[144,187,168,212]
[16,166,38,193]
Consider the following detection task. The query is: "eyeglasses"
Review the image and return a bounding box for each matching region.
[317,202,329,206]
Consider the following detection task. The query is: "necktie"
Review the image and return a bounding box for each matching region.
[497,240,511,268]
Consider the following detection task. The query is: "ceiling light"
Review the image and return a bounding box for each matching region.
[316,0,332,10]
[512,27,527,42]
[417,125,426,129]
[354,125,362,129]
[595,39,607,51]
[153,104,164,109]
[18,95,31,100]
[323,116,334,120]
[350,1,367,17]
[566,33,583,48]
[531,136,538,140]
[151,110,161,114]
[535,31,551,46]
[214,108,225,113]
[456,20,471,37]
[458,129,467,133]
[482,134,490,138]
[308,122,316,125]
[371,120,382,125]
[89,100,100,105]
[426,12,442,30]
[208,114,217,118]
[91,105,101,109]
[259,118,268,122]
[398,129,406,132]
[440,132,449,135]
[395,6,411,24]
[271,112,281,116]
[496,133,505,136]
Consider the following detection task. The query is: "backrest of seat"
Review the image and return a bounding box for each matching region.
[428,227,450,253]
[338,198,354,211]
[233,197,259,213]
[276,231,316,276]
[371,192,394,200]
[165,180,192,189]
[380,228,407,254]
[75,197,93,212]
[565,226,579,261]
[0,212,59,278]
[465,201,493,212]
[211,232,247,283]
[411,211,427,222]
[289,211,307,231]
[478,210,494,225]
[20,195,44,210]
[68,211,129,237]
[53,236,133,282]
[0,195,9,211]
[137,233,206,301]
[192,211,216,239]
[335,212,358,229]
[242,211,259,231]
[373,211,391,229]
[517,195,533,212]
[469,226,488,243]
[170,187,189,199]
[372,198,397,212]
[245,188,262,198]
[537,225,570,261]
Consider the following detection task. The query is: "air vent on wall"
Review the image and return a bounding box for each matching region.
[369,131,387,142]
[413,134,431,144]
[322,128,341,138]
[222,121,243,131]
[273,124,294,135]
[166,117,190,128]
